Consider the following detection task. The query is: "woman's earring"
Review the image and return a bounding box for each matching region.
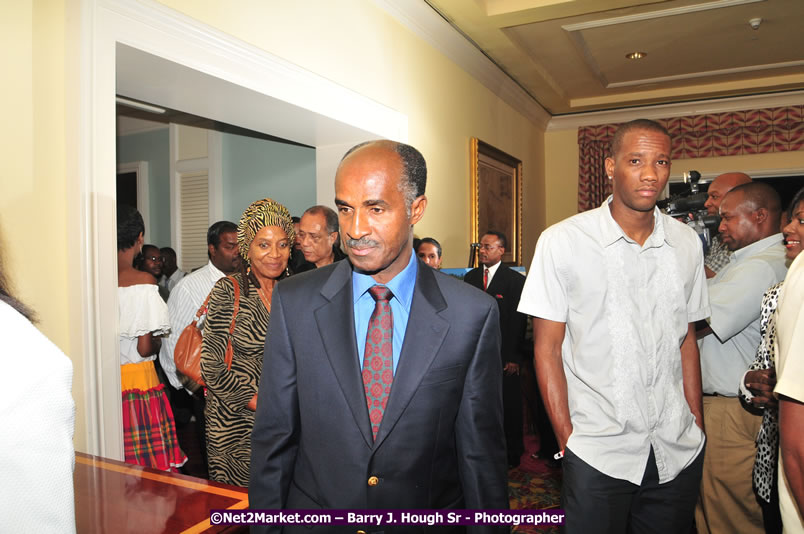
[285,267,290,277]
[246,265,251,276]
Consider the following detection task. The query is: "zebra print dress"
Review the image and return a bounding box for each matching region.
[200,273,269,487]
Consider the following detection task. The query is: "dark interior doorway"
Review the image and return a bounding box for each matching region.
[116,171,138,208]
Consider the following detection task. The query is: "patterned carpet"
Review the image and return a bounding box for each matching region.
[509,433,563,533]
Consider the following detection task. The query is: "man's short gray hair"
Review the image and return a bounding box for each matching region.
[341,140,427,213]
[303,205,339,234]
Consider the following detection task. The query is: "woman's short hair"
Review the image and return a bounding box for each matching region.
[117,204,144,252]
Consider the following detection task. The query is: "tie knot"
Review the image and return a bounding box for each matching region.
[368,285,393,302]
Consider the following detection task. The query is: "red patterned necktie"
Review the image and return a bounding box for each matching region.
[483,268,489,290]
[362,285,394,440]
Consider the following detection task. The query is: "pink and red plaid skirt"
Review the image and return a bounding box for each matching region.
[121,360,187,471]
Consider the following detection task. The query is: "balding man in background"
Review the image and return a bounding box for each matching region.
[703,172,752,278]
[696,182,788,534]
[296,205,347,273]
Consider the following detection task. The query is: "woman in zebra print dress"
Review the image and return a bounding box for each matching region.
[201,198,295,487]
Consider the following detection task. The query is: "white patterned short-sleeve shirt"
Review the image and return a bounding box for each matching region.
[519,197,709,485]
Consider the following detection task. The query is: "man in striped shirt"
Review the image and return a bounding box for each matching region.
[159,220,241,473]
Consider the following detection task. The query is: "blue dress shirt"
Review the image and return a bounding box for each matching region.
[352,251,418,374]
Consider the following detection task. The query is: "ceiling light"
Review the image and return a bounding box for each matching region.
[626,52,647,60]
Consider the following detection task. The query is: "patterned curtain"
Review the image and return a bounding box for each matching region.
[577,105,804,212]
[578,125,615,212]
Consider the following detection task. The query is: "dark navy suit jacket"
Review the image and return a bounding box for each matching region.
[250,258,508,533]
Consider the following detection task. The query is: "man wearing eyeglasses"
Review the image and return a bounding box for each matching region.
[138,244,167,300]
[296,205,347,272]
[465,231,528,468]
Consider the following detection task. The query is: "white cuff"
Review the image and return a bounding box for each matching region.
[739,369,754,402]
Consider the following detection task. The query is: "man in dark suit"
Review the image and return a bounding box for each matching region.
[465,232,528,468]
[250,140,508,533]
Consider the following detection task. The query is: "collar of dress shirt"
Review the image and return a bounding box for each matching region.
[484,260,502,284]
[732,233,784,262]
[352,249,418,311]
[598,195,674,249]
[206,260,227,281]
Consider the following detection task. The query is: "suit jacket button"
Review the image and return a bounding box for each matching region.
[367,476,379,486]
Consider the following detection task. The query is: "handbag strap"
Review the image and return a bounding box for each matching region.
[193,292,212,323]
[224,275,241,371]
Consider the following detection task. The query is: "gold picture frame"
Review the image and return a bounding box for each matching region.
[470,138,523,266]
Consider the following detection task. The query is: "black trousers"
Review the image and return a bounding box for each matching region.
[561,445,704,534]
[502,372,524,465]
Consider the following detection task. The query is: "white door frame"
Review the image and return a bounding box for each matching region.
[116,161,150,243]
[78,0,408,458]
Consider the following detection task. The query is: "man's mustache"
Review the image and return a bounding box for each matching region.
[345,237,379,249]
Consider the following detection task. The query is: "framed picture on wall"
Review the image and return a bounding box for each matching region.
[470,138,523,266]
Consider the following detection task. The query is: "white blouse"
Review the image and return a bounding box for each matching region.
[119,284,170,365]
[0,300,76,533]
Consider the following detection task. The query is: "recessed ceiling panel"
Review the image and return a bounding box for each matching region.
[570,0,804,87]
[430,0,804,113]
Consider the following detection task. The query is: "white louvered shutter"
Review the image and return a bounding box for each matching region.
[179,170,209,272]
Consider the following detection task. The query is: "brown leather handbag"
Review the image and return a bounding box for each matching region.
[174,276,241,392]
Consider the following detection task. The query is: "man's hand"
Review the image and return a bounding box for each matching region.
[705,265,717,279]
[503,362,520,375]
[745,368,778,408]
[533,318,572,451]
[681,322,705,434]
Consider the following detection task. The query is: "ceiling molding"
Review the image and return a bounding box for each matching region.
[746,167,804,178]
[374,0,551,128]
[669,167,804,182]
[607,60,804,89]
[563,30,608,88]
[105,0,408,144]
[116,115,168,136]
[546,89,804,131]
[562,0,770,92]
[561,0,763,31]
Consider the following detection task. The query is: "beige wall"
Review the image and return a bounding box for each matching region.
[1,1,88,448]
[157,0,546,269]
[544,129,579,229]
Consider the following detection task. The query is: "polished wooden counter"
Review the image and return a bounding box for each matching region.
[74,452,248,533]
